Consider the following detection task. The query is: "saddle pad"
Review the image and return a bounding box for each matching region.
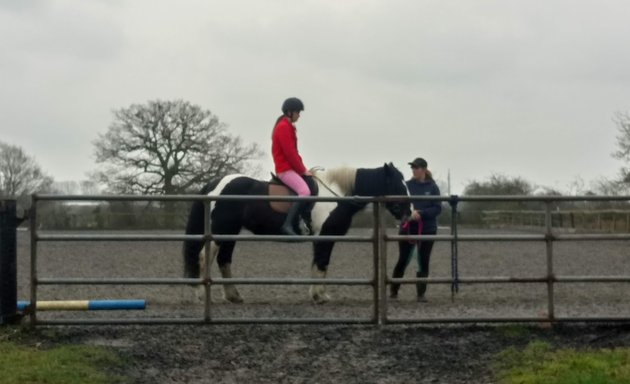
[268,183,292,213]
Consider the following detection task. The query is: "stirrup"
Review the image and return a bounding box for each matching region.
[299,219,312,236]
[281,224,299,236]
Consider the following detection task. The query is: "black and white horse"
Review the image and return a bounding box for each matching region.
[182,163,411,303]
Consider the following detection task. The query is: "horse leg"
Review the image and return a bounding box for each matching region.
[310,240,336,303]
[219,263,243,303]
[182,197,208,279]
[216,241,243,303]
[183,238,204,278]
[198,242,219,275]
[309,206,354,303]
[309,263,331,304]
[195,241,220,301]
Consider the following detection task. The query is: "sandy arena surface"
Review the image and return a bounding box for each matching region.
[13,227,630,383]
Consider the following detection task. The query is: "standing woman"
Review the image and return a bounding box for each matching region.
[272,97,312,236]
[390,157,442,302]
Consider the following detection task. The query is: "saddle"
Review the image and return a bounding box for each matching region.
[268,173,318,234]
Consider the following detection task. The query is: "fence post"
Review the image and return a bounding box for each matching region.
[376,202,387,325]
[544,201,555,322]
[0,200,18,325]
[449,196,460,300]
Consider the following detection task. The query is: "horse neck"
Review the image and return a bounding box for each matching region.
[354,167,387,196]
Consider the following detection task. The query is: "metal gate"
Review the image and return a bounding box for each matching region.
[4,194,630,326]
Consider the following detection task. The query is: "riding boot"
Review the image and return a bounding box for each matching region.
[281,202,305,236]
[300,208,313,235]
[416,271,428,302]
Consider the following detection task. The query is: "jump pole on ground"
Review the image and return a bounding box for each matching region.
[17,299,147,311]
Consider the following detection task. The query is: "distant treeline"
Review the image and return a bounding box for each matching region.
[36,201,190,230]
[481,209,630,232]
[34,201,401,230]
[31,198,630,231]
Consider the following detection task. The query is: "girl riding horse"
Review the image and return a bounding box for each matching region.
[182,163,412,303]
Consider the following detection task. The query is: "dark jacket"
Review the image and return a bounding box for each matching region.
[406,178,442,232]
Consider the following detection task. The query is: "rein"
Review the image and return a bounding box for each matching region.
[312,173,368,211]
[309,165,339,197]
[310,166,342,197]
[312,175,340,197]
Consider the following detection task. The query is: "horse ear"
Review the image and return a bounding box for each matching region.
[383,162,391,172]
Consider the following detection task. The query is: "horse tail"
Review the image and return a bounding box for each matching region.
[182,180,219,278]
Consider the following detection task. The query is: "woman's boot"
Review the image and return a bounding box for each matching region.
[390,267,404,299]
[416,271,428,302]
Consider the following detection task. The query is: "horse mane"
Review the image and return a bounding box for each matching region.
[313,166,356,195]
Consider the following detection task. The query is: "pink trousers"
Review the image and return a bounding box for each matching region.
[277,170,311,196]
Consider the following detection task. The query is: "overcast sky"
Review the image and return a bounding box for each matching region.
[1,0,629,194]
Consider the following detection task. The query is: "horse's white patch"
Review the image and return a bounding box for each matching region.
[310,170,350,235]
[206,174,245,217]
[401,179,413,214]
[310,201,337,236]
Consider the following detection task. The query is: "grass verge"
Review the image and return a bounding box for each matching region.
[0,327,128,384]
[494,340,630,384]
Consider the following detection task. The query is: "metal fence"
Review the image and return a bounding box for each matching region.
[4,194,630,326]
[482,209,630,232]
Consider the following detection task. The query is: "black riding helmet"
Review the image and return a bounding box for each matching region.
[282,97,304,115]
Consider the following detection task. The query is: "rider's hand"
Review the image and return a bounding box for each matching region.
[411,210,421,221]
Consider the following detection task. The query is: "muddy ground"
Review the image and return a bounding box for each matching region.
[12,227,630,383]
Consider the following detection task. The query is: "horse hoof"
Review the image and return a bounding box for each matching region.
[223,286,244,303]
[311,292,331,304]
[225,295,244,304]
[195,287,205,302]
[224,292,244,304]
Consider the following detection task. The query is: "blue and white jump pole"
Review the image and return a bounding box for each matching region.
[17,299,146,311]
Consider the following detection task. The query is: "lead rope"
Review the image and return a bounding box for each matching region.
[449,195,460,301]
[400,218,422,276]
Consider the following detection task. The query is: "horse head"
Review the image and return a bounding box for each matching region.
[383,162,412,221]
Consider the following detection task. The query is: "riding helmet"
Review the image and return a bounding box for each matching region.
[282,97,304,114]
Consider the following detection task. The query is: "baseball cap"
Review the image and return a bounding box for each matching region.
[408,157,428,168]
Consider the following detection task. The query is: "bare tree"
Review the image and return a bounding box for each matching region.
[52,180,80,195]
[93,100,263,194]
[0,142,54,208]
[52,180,102,195]
[612,111,630,182]
[463,173,533,196]
[459,173,534,224]
[79,180,102,195]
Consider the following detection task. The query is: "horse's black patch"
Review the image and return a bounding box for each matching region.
[182,179,221,278]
